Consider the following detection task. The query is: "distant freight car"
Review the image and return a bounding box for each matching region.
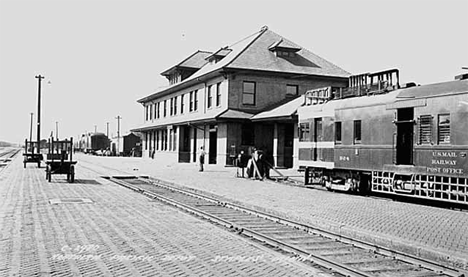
[297,69,468,206]
[110,133,141,156]
[78,132,110,154]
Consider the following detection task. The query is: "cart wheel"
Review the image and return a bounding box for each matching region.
[69,165,75,183]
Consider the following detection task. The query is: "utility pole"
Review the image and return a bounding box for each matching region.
[106,122,109,138]
[29,113,34,145]
[35,75,44,154]
[116,116,122,156]
[55,121,59,140]
[94,125,97,133]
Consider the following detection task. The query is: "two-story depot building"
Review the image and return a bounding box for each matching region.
[132,26,350,168]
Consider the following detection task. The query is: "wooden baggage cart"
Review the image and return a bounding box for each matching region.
[23,139,43,168]
[45,137,77,183]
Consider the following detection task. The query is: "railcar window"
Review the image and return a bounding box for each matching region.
[418,115,432,144]
[314,118,323,142]
[335,122,342,143]
[299,123,310,141]
[438,114,450,144]
[353,120,361,144]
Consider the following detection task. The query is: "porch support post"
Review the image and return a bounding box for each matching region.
[273,123,279,168]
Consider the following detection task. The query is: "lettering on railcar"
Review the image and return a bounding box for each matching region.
[339,155,350,161]
[427,151,464,175]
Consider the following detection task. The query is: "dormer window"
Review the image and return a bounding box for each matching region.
[277,51,296,58]
[206,47,232,64]
[269,39,301,58]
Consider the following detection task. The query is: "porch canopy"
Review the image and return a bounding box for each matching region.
[251,96,304,122]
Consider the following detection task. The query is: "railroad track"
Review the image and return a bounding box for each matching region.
[0,147,21,171]
[77,161,465,277]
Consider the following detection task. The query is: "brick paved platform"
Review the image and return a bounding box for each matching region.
[0,155,326,276]
[76,154,468,272]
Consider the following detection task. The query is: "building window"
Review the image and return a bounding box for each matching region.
[353,120,361,144]
[287,85,298,95]
[149,104,153,120]
[156,131,159,150]
[145,105,148,121]
[241,123,255,145]
[189,91,194,112]
[207,85,213,109]
[181,94,185,114]
[163,130,168,150]
[299,123,309,142]
[149,132,152,150]
[170,98,174,116]
[174,96,177,115]
[173,128,177,151]
[216,82,221,107]
[242,81,256,105]
[335,122,342,143]
[163,100,167,117]
[169,129,172,151]
[194,90,198,111]
[438,114,450,144]
[145,132,148,150]
[156,102,160,119]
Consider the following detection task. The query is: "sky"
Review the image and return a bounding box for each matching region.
[1,0,467,144]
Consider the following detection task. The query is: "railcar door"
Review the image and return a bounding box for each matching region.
[314,118,323,161]
[395,108,414,165]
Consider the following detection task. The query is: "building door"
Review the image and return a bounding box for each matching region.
[178,126,190,163]
[396,108,414,165]
[193,127,197,163]
[283,123,294,168]
[209,126,217,164]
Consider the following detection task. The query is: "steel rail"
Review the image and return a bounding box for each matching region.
[143,177,464,277]
[108,177,372,277]
[79,161,465,277]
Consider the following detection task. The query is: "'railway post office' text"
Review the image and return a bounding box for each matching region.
[427,151,464,175]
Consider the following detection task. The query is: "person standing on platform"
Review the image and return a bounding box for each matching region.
[199,146,206,172]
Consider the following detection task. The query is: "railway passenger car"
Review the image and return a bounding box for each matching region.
[78,132,110,154]
[297,69,468,206]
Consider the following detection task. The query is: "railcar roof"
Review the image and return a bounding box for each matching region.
[298,90,401,114]
[396,79,468,99]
